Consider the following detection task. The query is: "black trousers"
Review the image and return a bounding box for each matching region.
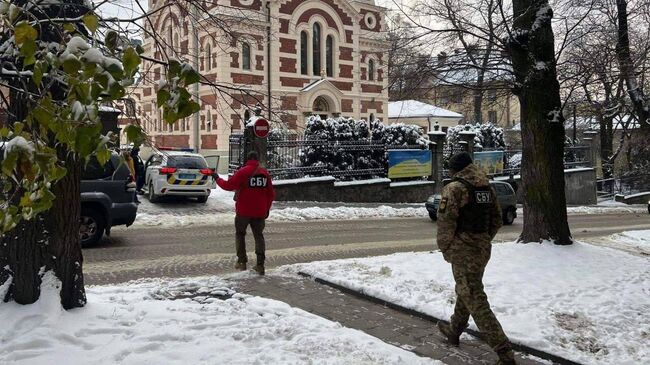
[235,216,266,265]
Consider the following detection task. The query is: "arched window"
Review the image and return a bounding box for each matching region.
[244,109,251,122]
[242,42,251,71]
[312,23,321,76]
[167,25,173,55]
[174,32,179,54]
[300,31,308,75]
[369,113,375,122]
[368,59,375,81]
[326,35,333,77]
[206,112,212,132]
[205,43,212,71]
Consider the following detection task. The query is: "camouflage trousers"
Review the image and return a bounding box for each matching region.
[449,253,510,349]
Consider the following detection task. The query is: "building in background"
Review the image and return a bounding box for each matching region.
[388,100,463,133]
[136,0,390,156]
[427,51,518,129]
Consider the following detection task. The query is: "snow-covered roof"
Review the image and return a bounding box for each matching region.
[388,100,463,119]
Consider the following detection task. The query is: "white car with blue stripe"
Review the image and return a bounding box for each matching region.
[144,150,218,203]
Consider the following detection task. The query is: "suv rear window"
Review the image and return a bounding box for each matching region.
[166,156,207,169]
[82,156,116,180]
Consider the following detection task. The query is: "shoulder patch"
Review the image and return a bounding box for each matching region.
[438,197,448,213]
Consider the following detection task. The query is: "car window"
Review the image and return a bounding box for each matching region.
[82,156,116,180]
[495,183,513,196]
[166,156,207,169]
[149,154,163,166]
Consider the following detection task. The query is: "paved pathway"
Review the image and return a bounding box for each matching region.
[229,274,547,365]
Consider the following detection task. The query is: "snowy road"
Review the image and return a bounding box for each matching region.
[83,212,649,285]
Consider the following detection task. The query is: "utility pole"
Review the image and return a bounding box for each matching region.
[266,0,272,121]
[192,3,201,153]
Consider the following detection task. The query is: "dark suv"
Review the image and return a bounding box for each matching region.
[425,180,517,225]
[80,154,138,246]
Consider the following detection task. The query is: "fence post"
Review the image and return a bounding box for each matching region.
[458,125,476,157]
[582,130,601,177]
[428,124,447,194]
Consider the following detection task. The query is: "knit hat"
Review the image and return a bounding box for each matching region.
[448,152,473,172]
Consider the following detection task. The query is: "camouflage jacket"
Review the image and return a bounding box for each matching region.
[436,163,502,259]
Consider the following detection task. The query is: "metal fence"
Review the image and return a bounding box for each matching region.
[597,174,650,198]
[228,134,246,174]
[266,134,428,180]
[441,145,592,179]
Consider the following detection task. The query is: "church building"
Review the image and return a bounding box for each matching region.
[137,0,389,153]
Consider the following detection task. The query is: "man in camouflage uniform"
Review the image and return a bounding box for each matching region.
[436,152,516,365]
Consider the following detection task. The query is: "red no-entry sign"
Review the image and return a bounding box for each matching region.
[253,118,270,138]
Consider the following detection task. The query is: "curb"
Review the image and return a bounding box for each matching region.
[297,271,583,365]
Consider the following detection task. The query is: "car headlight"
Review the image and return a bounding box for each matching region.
[427,196,437,203]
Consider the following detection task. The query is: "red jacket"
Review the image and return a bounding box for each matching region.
[217,160,275,218]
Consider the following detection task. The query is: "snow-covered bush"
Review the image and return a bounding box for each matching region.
[299,116,426,179]
[267,128,296,170]
[446,123,506,150]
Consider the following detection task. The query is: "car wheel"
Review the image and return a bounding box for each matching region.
[80,207,105,247]
[148,182,160,203]
[429,211,437,222]
[503,207,516,225]
[196,195,208,203]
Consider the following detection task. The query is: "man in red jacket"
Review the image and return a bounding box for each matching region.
[217,151,275,275]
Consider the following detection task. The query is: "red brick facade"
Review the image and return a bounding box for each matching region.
[280,57,297,73]
[361,100,383,113]
[280,77,310,88]
[339,64,353,78]
[361,84,383,93]
[341,99,354,113]
[281,96,298,110]
[156,135,189,148]
[279,38,297,53]
[201,135,219,149]
[280,0,354,26]
[339,47,353,61]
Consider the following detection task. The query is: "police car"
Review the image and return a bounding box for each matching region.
[144,148,218,203]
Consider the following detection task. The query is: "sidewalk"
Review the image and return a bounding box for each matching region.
[230,274,546,365]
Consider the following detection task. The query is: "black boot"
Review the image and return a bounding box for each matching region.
[437,321,465,346]
[494,341,517,365]
[253,264,265,276]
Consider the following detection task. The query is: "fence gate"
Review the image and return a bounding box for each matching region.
[228,134,246,174]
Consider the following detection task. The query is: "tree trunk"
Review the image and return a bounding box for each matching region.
[473,89,484,124]
[1,157,85,309]
[509,1,572,244]
[599,116,614,178]
[1,55,86,309]
[616,0,649,127]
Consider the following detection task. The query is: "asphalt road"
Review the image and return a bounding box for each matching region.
[84,213,649,285]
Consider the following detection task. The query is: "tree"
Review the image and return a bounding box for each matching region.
[560,0,650,177]
[0,1,200,308]
[508,1,572,244]
[409,0,510,123]
[386,15,437,101]
[615,0,650,127]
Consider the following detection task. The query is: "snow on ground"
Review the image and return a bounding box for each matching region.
[133,187,428,227]
[515,202,647,216]
[0,275,440,365]
[285,234,650,365]
[133,185,645,228]
[607,230,650,255]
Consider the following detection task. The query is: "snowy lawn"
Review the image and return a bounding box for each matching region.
[284,233,650,365]
[0,275,439,365]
